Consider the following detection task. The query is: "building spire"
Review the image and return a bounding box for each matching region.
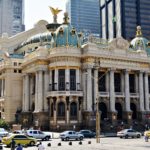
[136,26,142,37]
[63,12,69,24]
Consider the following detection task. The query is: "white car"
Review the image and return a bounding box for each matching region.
[117,129,141,138]
[60,130,84,141]
[0,128,8,137]
[25,130,51,141]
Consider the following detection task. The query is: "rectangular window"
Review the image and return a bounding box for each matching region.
[129,74,135,93]
[148,76,150,93]
[70,69,76,90]
[14,62,17,66]
[58,69,65,91]
[52,70,55,91]
[114,73,121,92]
[98,71,106,91]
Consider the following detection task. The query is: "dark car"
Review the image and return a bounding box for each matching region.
[78,130,96,138]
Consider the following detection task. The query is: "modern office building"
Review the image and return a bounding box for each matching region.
[0,0,25,36]
[66,0,100,35]
[100,0,150,40]
[0,11,150,130]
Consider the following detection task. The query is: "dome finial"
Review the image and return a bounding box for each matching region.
[136,26,142,37]
[49,6,62,23]
[63,12,69,24]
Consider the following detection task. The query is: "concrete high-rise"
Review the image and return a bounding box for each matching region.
[66,0,100,35]
[0,0,25,36]
[100,0,150,40]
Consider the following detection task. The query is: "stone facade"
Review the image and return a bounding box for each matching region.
[0,16,150,130]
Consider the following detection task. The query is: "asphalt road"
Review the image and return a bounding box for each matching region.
[2,137,150,150]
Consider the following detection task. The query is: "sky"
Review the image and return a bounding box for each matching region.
[25,0,67,30]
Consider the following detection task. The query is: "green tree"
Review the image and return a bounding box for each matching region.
[0,119,9,129]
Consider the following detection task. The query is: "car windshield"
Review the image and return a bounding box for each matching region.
[0,128,5,132]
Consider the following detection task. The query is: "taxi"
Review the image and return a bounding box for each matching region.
[2,134,37,147]
[144,130,150,138]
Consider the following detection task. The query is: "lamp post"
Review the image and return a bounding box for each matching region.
[85,60,108,143]
[94,63,100,143]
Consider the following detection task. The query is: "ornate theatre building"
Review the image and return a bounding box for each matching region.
[0,12,150,130]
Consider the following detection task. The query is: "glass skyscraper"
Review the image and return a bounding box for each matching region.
[66,0,100,35]
[100,0,150,40]
[0,0,25,36]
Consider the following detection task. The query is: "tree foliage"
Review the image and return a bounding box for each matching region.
[0,119,9,129]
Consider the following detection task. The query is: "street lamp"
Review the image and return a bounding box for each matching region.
[94,61,101,143]
[85,60,100,143]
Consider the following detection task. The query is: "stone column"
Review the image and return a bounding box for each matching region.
[144,72,149,111]
[44,71,49,111]
[82,72,87,110]
[135,73,138,93]
[54,69,58,91]
[0,80,1,97]
[139,71,144,111]
[125,70,130,111]
[24,74,30,111]
[38,70,43,111]
[109,69,115,112]
[94,69,98,105]
[1,79,3,97]
[35,72,38,112]
[22,75,25,111]
[65,68,70,90]
[106,71,109,92]
[87,67,92,111]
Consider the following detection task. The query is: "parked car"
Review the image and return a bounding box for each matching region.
[144,130,150,138]
[117,129,141,138]
[12,130,24,134]
[25,130,51,141]
[78,130,96,138]
[0,128,9,137]
[2,134,37,147]
[60,130,84,141]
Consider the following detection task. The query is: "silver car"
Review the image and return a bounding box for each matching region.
[117,129,141,138]
[60,130,84,141]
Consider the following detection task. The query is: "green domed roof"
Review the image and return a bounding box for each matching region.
[130,26,150,55]
[51,24,83,47]
[51,13,83,48]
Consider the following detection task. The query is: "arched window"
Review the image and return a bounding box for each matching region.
[51,103,54,117]
[70,102,77,117]
[57,102,65,117]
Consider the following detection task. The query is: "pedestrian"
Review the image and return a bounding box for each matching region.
[16,143,23,150]
[38,142,45,150]
[144,133,149,142]
[10,139,16,150]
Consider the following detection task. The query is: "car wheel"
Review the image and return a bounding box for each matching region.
[79,136,83,141]
[66,137,69,141]
[125,135,128,139]
[120,136,122,138]
[137,134,141,138]
[30,141,35,146]
[45,136,50,141]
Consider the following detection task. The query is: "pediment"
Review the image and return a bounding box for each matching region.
[109,37,129,50]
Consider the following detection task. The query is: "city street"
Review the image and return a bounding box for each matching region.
[2,137,150,150]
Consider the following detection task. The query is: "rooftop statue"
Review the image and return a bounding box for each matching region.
[49,6,62,23]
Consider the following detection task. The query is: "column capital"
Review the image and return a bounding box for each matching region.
[108,68,116,72]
